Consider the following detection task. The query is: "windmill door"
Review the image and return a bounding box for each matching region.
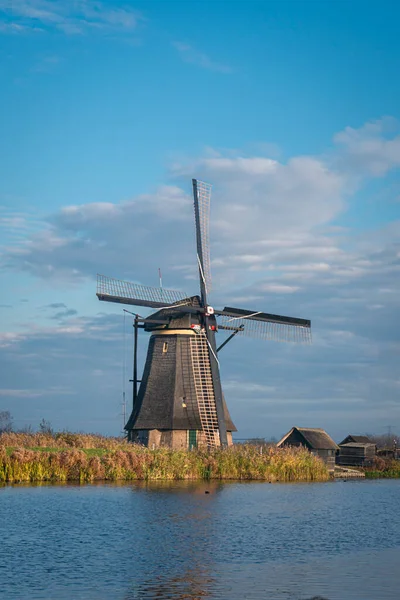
[188,430,197,450]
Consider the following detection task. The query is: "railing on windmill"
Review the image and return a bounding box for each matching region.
[96,274,191,309]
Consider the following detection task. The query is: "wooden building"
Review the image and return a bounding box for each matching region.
[337,435,376,467]
[337,442,376,467]
[277,427,338,473]
[377,448,399,460]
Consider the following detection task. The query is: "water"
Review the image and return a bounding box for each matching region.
[1,479,400,600]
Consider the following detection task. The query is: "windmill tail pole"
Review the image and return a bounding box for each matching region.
[133,314,139,410]
[217,325,244,353]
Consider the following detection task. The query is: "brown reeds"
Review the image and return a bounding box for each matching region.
[0,432,329,483]
[0,431,129,450]
[364,456,400,479]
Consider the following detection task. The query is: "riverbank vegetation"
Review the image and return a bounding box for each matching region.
[364,456,400,479]
[0,432,329,483]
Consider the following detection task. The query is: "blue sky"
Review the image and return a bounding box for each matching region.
[0,0,399,440]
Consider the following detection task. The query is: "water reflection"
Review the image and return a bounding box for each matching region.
[132,479,225,494]
[123,481,221,599]
[124,567,215,600]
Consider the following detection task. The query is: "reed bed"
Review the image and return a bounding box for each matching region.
[0,431,129,450]
[364,457,400,479]
[0,433,329,483]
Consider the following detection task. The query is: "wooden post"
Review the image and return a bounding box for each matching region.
[133,314,138,410]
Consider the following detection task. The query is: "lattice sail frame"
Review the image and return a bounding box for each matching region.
[217,314,312,343]
[194,180,212,294]
[97,274,188,307]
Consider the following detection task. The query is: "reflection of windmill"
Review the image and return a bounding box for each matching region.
[124,567,215,600]
[97,179,311,449]
[123,480,221,600]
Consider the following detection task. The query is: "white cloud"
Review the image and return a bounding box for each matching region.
[0,118,399,328]
[0,21,42,32]
[334,116,400,176]
[0,332,26,347]
[0,0,143,35]
[30,54,61,73]
[2,118,400,306]
[1,185,195,282]
[172,41,233,73]
[0,387,72,398]
[0,313,128,432]
[201,157,277,174]
[174,154,345,248]
[57,185,191,227]
[260,284,299,294]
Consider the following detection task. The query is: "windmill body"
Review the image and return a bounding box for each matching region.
[97,180,311,449]
[125,301,236,448]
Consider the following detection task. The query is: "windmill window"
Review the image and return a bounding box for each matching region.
[162,342,168,354]
[188,430,197,450]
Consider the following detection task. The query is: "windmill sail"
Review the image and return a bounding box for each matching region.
[96,274,189,309]
[192,179,212,296]
[216,307,312,343]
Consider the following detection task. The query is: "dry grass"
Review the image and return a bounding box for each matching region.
[0,431,128,450]
[0,432,329,483]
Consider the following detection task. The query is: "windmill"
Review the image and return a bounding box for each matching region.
[96,179,311,449]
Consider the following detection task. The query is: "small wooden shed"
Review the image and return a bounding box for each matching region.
[337,442,376,467]
[277,427,338,473]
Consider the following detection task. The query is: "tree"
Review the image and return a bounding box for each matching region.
[368,432,399,449]
[39,418,53,435]
[0,411,13,433]
[19,424,33,434]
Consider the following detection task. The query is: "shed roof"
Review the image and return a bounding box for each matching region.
[339,442,376,448]
[339,434,372,445]
[277,427,339,450]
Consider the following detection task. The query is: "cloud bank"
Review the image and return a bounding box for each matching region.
[1,117,399,438]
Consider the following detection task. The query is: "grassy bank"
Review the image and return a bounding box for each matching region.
[0,432,329,483]
[364,457,400,479]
